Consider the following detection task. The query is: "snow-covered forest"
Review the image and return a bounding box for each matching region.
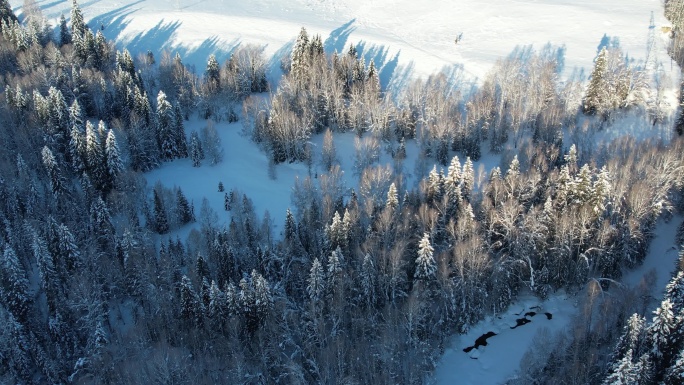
[1,0,684,384]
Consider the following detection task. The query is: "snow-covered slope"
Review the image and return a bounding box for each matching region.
[12,0,675,85]
[14,0,681,383]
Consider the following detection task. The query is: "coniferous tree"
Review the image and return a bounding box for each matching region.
[307,257,325,304]
[70,0,85,39]
[208,280,226,321]
[205,54,220,94]
[584,47,608,116]
[415,232,436,281]
[190,130,204,167]
[85,121,106,190]
[360,253,376,308]
[290,27,310,83]
[42,146,64,196]
[152,188,169,234]
[461,156,475,201]
[69,123,85,173]
[58,13,71,46]
[90,196,114,247]
[176,188,193,225]
[0,0,17,26]
[0,246,30,323]
[387,182,399,209]
[105,129,122,188]
[173,103,188,158]
[648,298,678,371]
[179,275,200,325]
[156,91,177,160]
[665,350,684,385]
[603,349,638,385]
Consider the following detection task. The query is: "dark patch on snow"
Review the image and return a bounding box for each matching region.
[462,308,555,355]
[463,331,497,353]
[510,317,532,329]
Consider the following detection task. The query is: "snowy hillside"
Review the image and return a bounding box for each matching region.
[2,0,684,383]
[11,0,676,84]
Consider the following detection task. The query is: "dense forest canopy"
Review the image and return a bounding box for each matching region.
[0,0,683,384]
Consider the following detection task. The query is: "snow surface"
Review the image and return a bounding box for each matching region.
[432,293,577,385]
[12,0,676,86]
[432,217,683,385]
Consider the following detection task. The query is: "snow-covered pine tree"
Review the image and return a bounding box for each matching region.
[603,349,638,385]
[327,211,348,252]
[189,130,204,167]
[584,47,608,116]
[290,27,310,83]
[58,13,70,46]
[205,54,220,94]
[32,232,59,312]
[175,188,193,225]
[0,246,30,322]
[665,349,684,385]
[307,257,325,304]
[387,182,399,210]
[666,271,684,311]
[327,246,344,291]
[85,121,106,190]
[648,298,679,370]
[179,275,199,325]
[173,103,188,158]
[41,146,64,196]
[415,232,436,281]
[156,91,176,160]
[461,156,475,201]
[105,129,122,188]
[152,189,169,234]
[573,164,593,205]
[612,313,647,361]
[208,280,226,321]
[90,196,114,247]
[0,0,17,26]
[360,252,376,308]
[70,0,85,39]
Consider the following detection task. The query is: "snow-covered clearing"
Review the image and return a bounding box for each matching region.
[13,0,676,86]
[432,293,576,385]
[432,216,683,385]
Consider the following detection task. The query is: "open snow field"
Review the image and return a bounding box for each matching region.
[12,0,676,85]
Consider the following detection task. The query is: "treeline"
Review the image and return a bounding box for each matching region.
[243,26,664,170]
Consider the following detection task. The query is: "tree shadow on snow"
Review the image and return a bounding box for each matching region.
[86,2,240,73]
[324,18,356,55]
